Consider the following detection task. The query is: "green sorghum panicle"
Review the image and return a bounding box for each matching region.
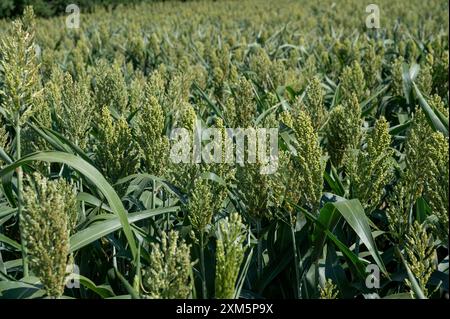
[403,110,439,199]
[175,102,197,133]
[0,123,9,166]
[147,68,167,109]
[362,42,383,89]
[94,61,129,115]
[22,172,78,298]
[299,76,327,131]
[236,163,273,220]
[404,222,436,298]
[45,67,64,111]
[126,30,146,69]
[326,93,362,167]
[142,230,192,299]
[187,178,219,235]
[387,182,410,242]
[387,109,447,241]
[209,117,235,183]
[416,55,433,96]
[134,93,170,177]
[0,6,41,127]
[340,61,367,102]
[277,110,324,214]
[128,73,146,115]
[21,92,51,159]
[94,106,139,184]
[234,77,256,127]
[423,130,449,243]
[390,56,405,97]
[169,101,202,193]
[319,279,339,299]
[249,47,286,90]
[215,213,247,299]
[432,50,449,97]
[249,47,272,89]
[222,93,237,127]
[290,109,324,213]
[57,73,93,149]
[421,96,449,241]
[347,117,394,212]
[166,72,192,110]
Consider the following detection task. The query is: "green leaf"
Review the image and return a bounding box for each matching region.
[330,199,388,277]
[77,192,113,213]
[70,206,179,252]
[412,82,449,137]
[395,246,427,299]
[325,244,350,296]
[0,233,20,251]
[389,121,411,136]
[29,123,94,164]
[361,85,388,116]
[235,249,253,299]
[192,82,225,122]
[0,277,45,299]
[67,273,115,298]
[114,267,140,299]
[0,151,138,259]
[401,63,415,104]
[0,146,12,165]
[322,227,368,278]
[311,199,388,278]
[294,202,369,279]
[415,197,429,223]
[0,207,16,219]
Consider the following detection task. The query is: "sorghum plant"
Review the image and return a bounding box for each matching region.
[0,6,41,277]
[346,117,394,212]
[142,230,192,299]
[94,106,139,184]
[404,222,436,298]
[215,213,247,299]
[326,94,362,167]
[22,173,77,298]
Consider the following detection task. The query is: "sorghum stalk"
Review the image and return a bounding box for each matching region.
[79,178,86,223]
[256,219,262,281]
[290,218,301,299]
[199,232,207,299]
[15,121,28,277]
[152,179,156,210]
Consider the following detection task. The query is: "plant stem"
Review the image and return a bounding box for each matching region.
[290,217,301,299]
[16,124,28,277]
[163,189,170,231]
[79,178,86,223]
[199,232,207,299]
[151,180,156,210]
[256,219,262,280]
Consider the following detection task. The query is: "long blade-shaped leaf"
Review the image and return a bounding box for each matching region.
[412,82,449,136]
[331,199,388,277]
[70,206,178,252]
[0,151,138,259]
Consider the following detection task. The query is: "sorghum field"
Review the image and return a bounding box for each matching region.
[0,0,448,300]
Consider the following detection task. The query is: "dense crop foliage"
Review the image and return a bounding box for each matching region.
[0,0,448,299]
[0,0,146,19]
